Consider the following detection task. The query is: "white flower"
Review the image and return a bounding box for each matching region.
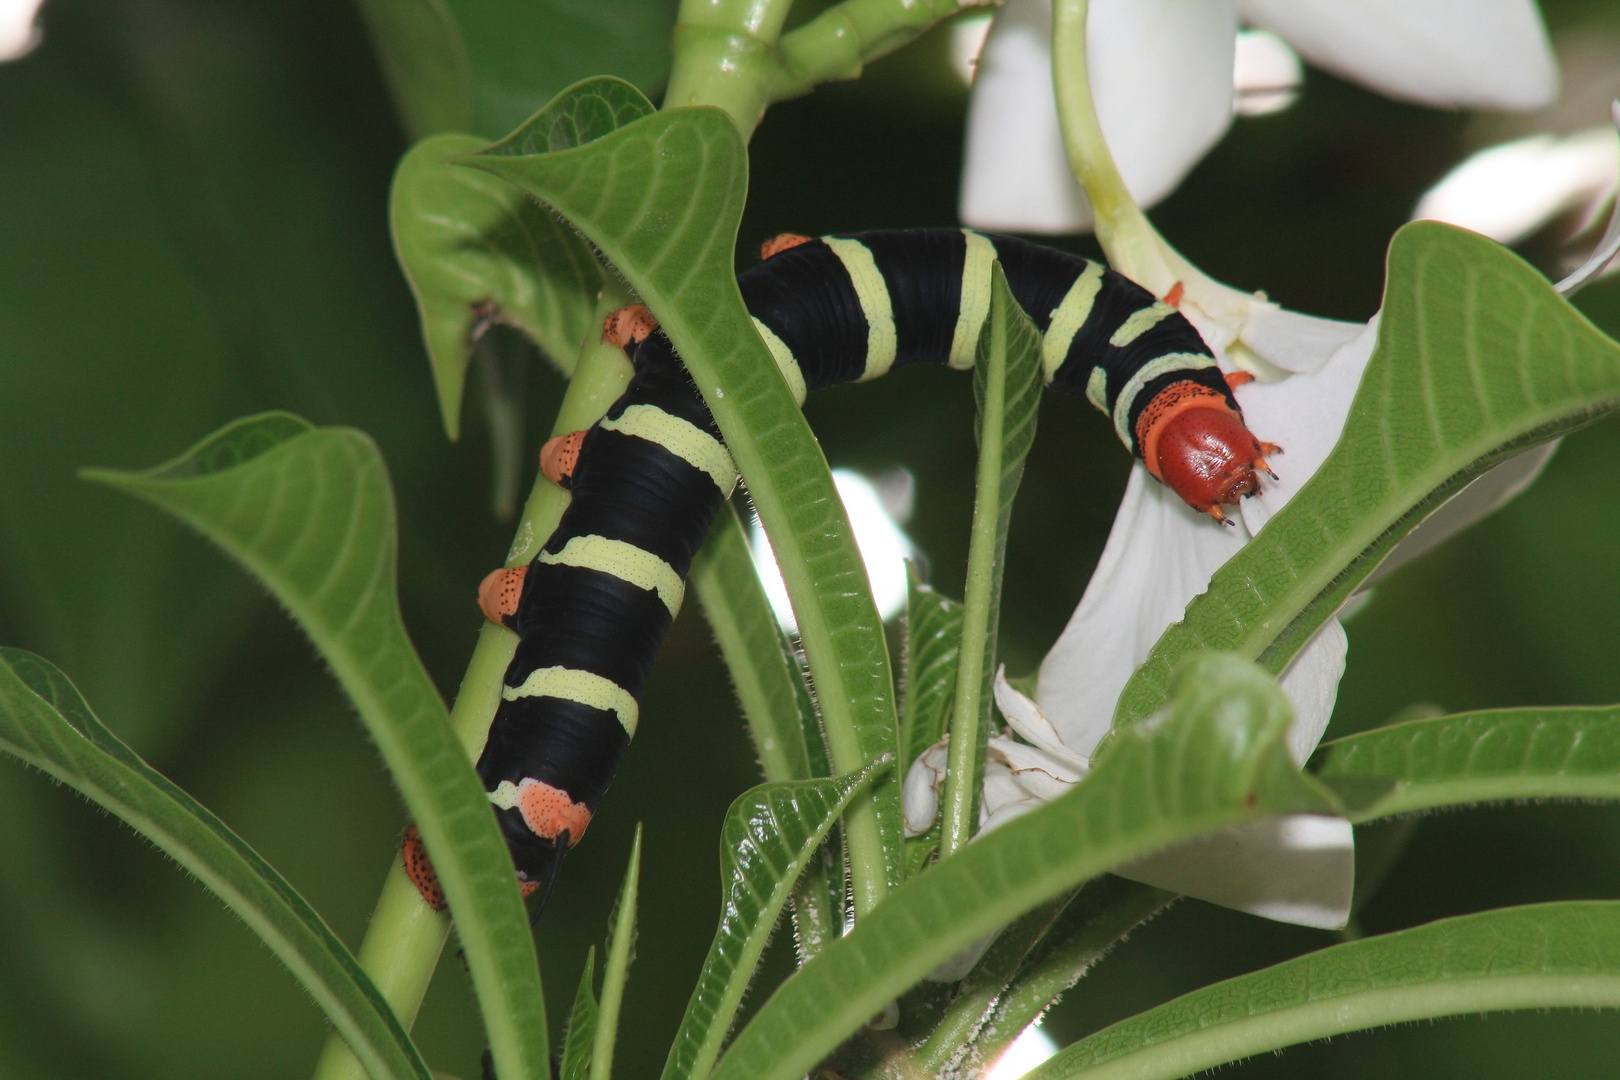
[0,0,45,62]
[909,0,1582,933]
[903,241,1576,930]
[961,0,1560,234]
[1414,101,1620,292]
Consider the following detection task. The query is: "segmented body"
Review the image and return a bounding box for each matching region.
[403,229,1273,908]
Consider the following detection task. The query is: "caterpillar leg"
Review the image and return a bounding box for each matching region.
[760,232,813,260]
[401,823,543,911]
[539,429,587,488]
[478,566,526,627]
[603,303,657,349]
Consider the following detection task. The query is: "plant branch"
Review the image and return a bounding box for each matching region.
[308,286,631,1080]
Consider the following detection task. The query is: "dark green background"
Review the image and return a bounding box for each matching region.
[2,1,1619,1076]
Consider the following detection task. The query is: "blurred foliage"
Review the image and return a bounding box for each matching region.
[2,0,1620,1078]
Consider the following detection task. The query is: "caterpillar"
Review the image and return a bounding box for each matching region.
[402,228,1277,910]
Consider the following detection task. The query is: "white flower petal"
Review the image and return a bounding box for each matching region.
[902,739,951,836]
[1238,304,1366,375]
[1036,465,1248,752]
[960,0,1238,234]
[1087,0,1239,210]
[993,667,1091,773]
[1233,29,1302,117]
[0,0,44,61]
[1277,619,1347,766]
[1414,128,1619,246]
[960,0,1091,233]
[1235,0,1558,111]
[1229,316,1380,533]
[981,760,1038,827]
[980,793,1047,834]
[1119,814,1355,929]
[989,736,1084,799]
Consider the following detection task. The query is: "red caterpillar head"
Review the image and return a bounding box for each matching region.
[1137,378,1279,525]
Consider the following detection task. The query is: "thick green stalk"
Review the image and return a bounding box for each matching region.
[666,0,971,134]
[939,287,1008,859]
[663,0,798,131]
[309,286,630,1080]
[776,0,968,90]
[1049,0,1173,293]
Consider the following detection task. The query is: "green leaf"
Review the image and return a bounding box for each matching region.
[593,826,642,1080]
[1117,223,1620,726]
[82,412,549,1080]
[690,503,818,785]
[708,654,1338,1080]
[899,567,964,775]
[390,124,607,437]
[940,261,1044,857]
[1028,901,1620,1080]
[662,762,885,1080]
[0,648,431,1080]
[482,77,658,158]
[463,103,904,913]
[353,0,474,139]
[560,948,599,1080]
[1313,705,1620,820]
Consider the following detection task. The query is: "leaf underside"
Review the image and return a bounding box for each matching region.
[0,648,432,1080]
[84,412,549,1080]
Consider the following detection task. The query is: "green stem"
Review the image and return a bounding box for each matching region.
[939,286,1009,860]
[775,0,968,94]
[663,0,798,131]
[984,882,1173,1055]
[1049,0,1173,293]
[689,505,815,785]
[909,891,1078,1075]
[665,0,971,135]
[308,286,631,1080]
[591,827,642,1080]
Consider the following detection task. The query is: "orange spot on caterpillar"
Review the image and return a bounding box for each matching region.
[760,233,813,260]
[401,823,446,911]
[1224,370,1255,390]
[514,779,593,846]
[1137,380,1281,515]
[603,304,658,348]
[539,429,586,488]
[1162,282,1185,307]
[478,566,526,626]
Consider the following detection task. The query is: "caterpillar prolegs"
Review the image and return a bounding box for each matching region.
[402,229,1278,910]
